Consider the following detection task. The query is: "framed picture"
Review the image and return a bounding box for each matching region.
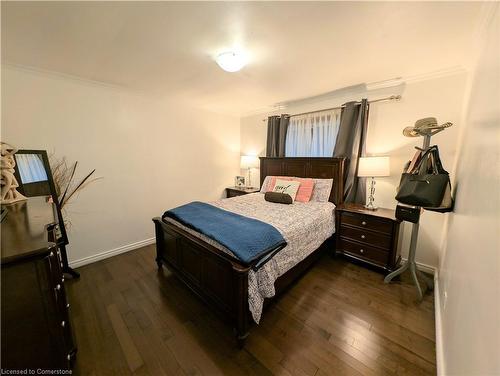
[235,176,245,187]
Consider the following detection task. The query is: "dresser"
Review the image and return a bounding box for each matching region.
[335,203,402,272]
[1,197,77,370]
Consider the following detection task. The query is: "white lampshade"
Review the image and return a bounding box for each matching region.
[240,155,259,169]
[357,156,390,177]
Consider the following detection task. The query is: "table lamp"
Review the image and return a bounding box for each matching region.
[357,156,390,210]
[240,155,259,187]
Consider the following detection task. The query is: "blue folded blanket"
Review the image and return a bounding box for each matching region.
[163,201,286,267]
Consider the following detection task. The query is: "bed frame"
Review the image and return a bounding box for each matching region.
[152,157,346,347]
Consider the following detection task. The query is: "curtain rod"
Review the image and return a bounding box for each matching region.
[261,94,401,122]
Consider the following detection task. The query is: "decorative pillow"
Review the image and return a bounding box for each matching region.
[260,176,288,193]
[272,179,301,201]
[310,178,334,202]
[260,176,272,193]
[264,191,293,204]
[267,176,315,202]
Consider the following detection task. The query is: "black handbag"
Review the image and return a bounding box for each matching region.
[425,179,454,212]
[396,145,451,208]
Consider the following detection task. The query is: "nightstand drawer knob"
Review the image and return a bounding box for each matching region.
[360,249,364,253]
[55,284,61,291]
[361,235,366,239]
[361,221,367,226]
[61,320,66,328]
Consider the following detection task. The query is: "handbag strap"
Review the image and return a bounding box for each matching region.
[410,145,438,175]
[408,145,449,175]
[429,146,448,174]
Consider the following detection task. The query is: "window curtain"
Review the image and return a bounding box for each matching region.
[285,115,312,157]
[266,114,289,157]
[333,99,370,203]
[285,110,340,157]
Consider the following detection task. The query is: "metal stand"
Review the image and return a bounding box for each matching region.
[384,133,437,300]
[384,217,433,300]
[60,244,80,279]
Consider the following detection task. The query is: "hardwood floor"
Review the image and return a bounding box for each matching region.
[66,245,436,375]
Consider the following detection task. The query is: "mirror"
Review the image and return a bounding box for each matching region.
[14,152,51,197]
[13,149,68,246]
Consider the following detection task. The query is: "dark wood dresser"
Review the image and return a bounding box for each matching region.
[1,197,77,371]
[335,203,402,272]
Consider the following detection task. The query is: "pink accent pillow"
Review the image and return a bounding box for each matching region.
[267,176,315,202]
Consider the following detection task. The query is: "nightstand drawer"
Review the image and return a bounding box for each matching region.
[338,239,389,266]
[227,190,246,198]
[339,226,392,250]
[341,212,393,234]
[226,187,260,198]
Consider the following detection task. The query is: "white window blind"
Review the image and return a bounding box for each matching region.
[285,109,341,157]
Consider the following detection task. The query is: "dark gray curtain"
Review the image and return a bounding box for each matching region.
[266,115,289,157]
[333,99,369,203]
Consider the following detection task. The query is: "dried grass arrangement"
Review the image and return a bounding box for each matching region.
[50,155,101,210]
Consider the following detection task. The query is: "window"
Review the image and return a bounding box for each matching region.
[285,110,341,157]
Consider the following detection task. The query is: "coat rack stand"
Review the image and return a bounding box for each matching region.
[384,127,447,300]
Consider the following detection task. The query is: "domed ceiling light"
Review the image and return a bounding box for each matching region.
[215,51,247,72]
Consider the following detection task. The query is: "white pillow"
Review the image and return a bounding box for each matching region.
[310,178,334,202]
[272,179,301,201]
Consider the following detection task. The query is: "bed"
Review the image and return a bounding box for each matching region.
[152,157,346,346]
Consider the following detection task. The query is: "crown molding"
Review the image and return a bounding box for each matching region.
[2,62,143,95]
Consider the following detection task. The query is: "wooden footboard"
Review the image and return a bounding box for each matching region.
[153,217,251,346]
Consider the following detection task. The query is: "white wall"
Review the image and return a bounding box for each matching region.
[1,65,240,266]
[437,6,499,375]
[240,72,468,268]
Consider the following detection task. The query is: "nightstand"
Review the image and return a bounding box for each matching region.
[335,203,402,272]
[226,186,260,198]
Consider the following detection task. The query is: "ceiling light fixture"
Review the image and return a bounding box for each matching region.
[215,51,247,72]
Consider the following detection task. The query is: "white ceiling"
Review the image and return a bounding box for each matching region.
[2,1,485,116]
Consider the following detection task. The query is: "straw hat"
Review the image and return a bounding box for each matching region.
[403,117,453,137]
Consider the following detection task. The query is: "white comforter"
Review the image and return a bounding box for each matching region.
[165,193,335,323]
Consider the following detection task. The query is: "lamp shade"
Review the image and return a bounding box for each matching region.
[240,155,259,169]
[357,156,390,177]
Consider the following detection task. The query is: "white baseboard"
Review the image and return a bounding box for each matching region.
[400,257,436,275]
[434,270,445,376]
[69,237,156,269]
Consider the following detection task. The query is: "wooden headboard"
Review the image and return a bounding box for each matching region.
[259,157,346,205]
